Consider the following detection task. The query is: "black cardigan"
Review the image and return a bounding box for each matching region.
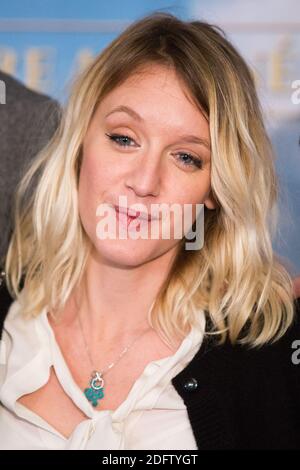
[173,297,300,450]
[0,276,299,450]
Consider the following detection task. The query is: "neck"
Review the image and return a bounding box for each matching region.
[69,245,179,344]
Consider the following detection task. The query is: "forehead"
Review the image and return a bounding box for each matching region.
[96,65,209,136]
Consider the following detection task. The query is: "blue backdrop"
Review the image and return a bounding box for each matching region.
[0,0,299,275]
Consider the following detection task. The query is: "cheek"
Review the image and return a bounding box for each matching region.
[173,174,211,207]
[78,147,113,204]
[173,176,211,224]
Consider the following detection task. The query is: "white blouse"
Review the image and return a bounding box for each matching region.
[0,297,205,450]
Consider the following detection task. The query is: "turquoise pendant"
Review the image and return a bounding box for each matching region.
[84,371,105,407]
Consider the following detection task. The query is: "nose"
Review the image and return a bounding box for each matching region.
[124,151,162,198]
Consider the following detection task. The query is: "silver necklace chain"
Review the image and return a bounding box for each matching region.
[75,292,153,377]
[77,311,151,376]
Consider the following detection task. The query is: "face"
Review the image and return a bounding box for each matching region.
[78,63,216,268]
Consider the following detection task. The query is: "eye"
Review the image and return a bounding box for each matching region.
[105,133,204,170]
[173,152,204,170]
[105,133,137,147]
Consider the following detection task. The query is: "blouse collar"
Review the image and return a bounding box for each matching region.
[1,297,206,434]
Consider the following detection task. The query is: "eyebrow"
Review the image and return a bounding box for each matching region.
[105,105,211,151]
[174,134,211,151]
[105,105,143,122]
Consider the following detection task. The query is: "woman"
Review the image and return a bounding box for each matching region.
[0,12,299,450]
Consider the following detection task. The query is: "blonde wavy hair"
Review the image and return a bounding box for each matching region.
[5,11,296,349]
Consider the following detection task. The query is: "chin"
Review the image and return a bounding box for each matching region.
[92,237,158,268]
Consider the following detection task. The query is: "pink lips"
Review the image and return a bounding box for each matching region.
[113,205,153,222]
[113,205,141,229]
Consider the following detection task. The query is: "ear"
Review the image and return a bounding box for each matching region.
[203,191,217,210]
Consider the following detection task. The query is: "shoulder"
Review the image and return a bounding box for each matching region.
[0,278,14,341]
[0,296,22,390]
[221,297,300,368]
[241,296,300,363]
[173,298,300,415]
[0,287,41,370]
[0,276,31,343]
[181,297,300,377]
